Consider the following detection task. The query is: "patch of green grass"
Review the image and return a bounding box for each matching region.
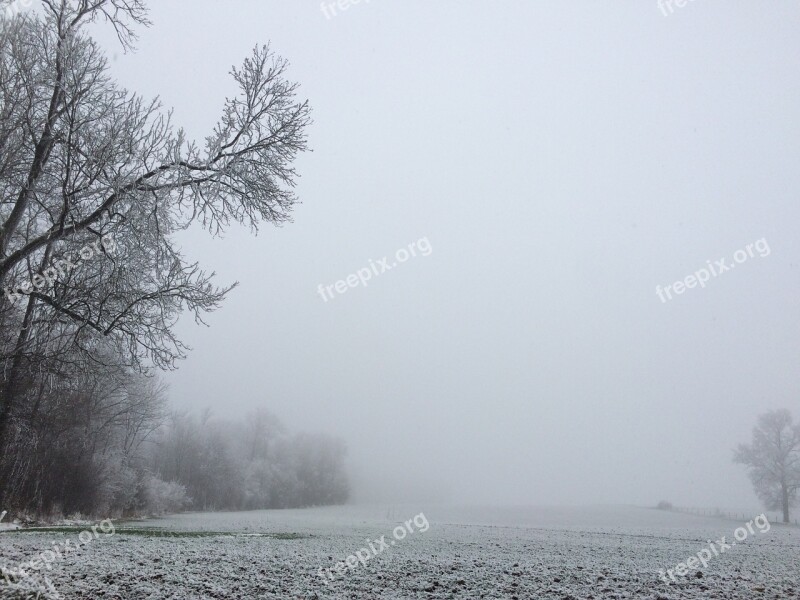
[112,529,308,539]
[264,532,305,540]
[108,529,223,538]
[0,527,96,534]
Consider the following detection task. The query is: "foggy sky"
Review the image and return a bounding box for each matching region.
[87,1,800,509]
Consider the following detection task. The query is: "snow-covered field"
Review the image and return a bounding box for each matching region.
[1,505,798,599]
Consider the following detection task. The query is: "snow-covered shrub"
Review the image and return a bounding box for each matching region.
[142,476,190,515]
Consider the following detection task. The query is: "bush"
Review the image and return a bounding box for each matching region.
[142,476,190,515]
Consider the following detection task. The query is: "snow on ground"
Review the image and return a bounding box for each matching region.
[0,506,798,599]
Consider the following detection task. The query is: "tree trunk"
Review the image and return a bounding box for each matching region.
[0,293,37,508]
[782,485,790,524]
[0,246,53,458]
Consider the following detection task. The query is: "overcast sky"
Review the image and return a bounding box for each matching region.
[85,1,800,509]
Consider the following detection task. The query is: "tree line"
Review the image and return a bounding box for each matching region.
[0,360,349,518]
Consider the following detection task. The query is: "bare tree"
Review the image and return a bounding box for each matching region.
[0,0,311,458]
[734,409,800,523]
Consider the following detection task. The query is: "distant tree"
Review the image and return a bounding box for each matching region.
[734,409,800,523]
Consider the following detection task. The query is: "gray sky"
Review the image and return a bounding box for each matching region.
[89,0,800,509]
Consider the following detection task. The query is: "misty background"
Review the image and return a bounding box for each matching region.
[88,1,800,508]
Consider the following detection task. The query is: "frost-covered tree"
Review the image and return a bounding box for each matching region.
[0,0,310,468]
[734,409,800,523]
